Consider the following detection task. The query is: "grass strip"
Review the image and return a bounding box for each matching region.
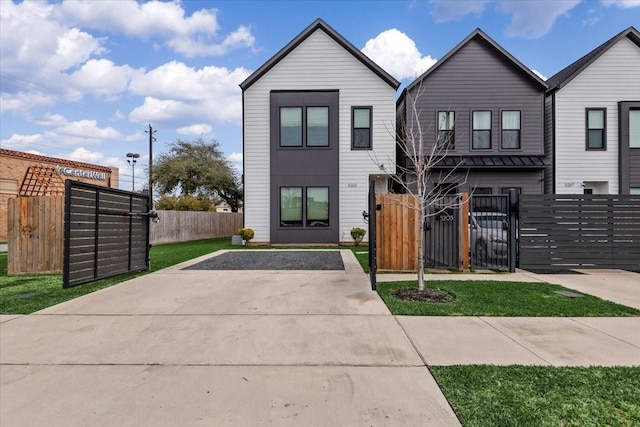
[377,280,640,316]
[430,365,640,427]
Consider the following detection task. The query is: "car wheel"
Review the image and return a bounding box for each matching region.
[475,240,488,265]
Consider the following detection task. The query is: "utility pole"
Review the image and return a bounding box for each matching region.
[145,124,156,209]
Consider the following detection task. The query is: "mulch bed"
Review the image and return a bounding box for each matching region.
[392,288,455,303]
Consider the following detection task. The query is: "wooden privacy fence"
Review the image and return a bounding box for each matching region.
[8,196,64,274]
[148,210,243,245]
[375,194,421,270]
[6,197,242,275]
[375,193,470,271]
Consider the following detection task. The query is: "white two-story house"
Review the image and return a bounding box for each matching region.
[546,26,640,195]
[240,19,399,244]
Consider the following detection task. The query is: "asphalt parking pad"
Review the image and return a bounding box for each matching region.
[183,251,345,271]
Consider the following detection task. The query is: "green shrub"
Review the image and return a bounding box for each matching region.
[350,227,366,246]
[238,227,254,242]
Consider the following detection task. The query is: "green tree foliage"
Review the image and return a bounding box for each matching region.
[156,195,212,211]
[152,138,243,212]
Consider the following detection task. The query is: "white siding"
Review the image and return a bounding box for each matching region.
[243,30,397,242]
[555,38,640,194]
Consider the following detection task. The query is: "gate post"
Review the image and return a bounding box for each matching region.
[459,192,470,270]
[508,189,519,273]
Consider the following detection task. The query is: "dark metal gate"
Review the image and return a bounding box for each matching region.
[519,194,640,271]
[425,195,460,269]
[470,194,511,270]
[63,181,152,288]
[368,181,377,290]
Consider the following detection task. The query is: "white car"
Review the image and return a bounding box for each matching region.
[470,212,509,264]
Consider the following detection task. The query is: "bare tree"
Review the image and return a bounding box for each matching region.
[371,85,468,291]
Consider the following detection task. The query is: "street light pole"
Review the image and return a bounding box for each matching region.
[126,152,140,191]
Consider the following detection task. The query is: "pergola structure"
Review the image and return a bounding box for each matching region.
[19,165,66,197]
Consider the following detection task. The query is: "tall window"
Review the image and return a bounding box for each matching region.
[280,187,302,226]
[306,107,329,147]
[501,111,521,149]
[586,108,606,150]
[306,187,329,227]
[437,111,455,148]
[352,107,372,149]
[630,110,640,148]
[472,111,491,149]
[280,106,329,147]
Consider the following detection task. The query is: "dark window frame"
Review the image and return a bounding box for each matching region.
[279,105,331,149]
[501,110,521,150]
[585,108,606,151]
[351,106,372,150]
[437,110,455,149]
[472,110,492,150]
[278,185,331,229]
[306,186,330,227]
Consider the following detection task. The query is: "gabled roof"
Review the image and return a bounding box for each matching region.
[402,28,548,96]
[546,26,639,91]
[239,18,400,91]
[0,148,113,172]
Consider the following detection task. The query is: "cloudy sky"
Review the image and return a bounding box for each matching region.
[1,0,639,190]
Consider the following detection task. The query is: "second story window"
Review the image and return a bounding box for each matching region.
[501,111,521,149]
[437,111,455,148]
[280,106,329,148]
[630,109,639,148]
[352,107,372,149]
[586,108,606,150]
[472,111,491,149]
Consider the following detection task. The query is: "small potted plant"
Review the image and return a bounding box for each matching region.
[350,227,366,246]
[238,227,254,246]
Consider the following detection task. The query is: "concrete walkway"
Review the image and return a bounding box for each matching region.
[1,250,639,426]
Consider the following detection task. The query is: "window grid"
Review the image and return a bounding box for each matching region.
[586,108,606,150]
[352,107,372,150]
[279,106,330,148]
[437,111,455,148]
[501,110,521,149]
[472,111,491,150]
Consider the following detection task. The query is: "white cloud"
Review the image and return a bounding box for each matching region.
[0,91,57,114]
[601,0,640,7]
[227,152,243,163]
[177,124,213,136]
[69,59,142,99]
[47,120,121,145]
[55,0,255,57]
[429,0,582,39]
[498,0,581,39]
[128,62,251,126]
[362,29,437,81]
[429,0,493,22]
[531,69,547,81]
[33,113,68,126]
[0,133,44,149]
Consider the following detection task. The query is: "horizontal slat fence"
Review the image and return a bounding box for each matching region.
[8,196,64,274]
[519,195,640,270]
[150,210,243,245]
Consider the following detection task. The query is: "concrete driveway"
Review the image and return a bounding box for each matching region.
[0,250,460,426]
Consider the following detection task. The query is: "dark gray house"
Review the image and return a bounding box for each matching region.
[396,29,549,196]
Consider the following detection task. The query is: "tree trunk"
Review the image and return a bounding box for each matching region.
[418,208,425,291]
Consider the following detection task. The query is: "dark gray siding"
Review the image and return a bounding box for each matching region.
[402,36,547,194]
[544,94,554,193]
[407,37,545,155]
[619,102,640,193]
[270,91,340,243]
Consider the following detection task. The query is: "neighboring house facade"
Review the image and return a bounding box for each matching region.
[546,26,640,195]
[240,19,399,244]
[396,29,549,197]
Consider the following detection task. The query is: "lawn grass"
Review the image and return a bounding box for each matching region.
[377,280,640,316]
[430,365,640,427]
[0,237,235,314]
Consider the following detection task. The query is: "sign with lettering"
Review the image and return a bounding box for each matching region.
[55,165,108,181]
